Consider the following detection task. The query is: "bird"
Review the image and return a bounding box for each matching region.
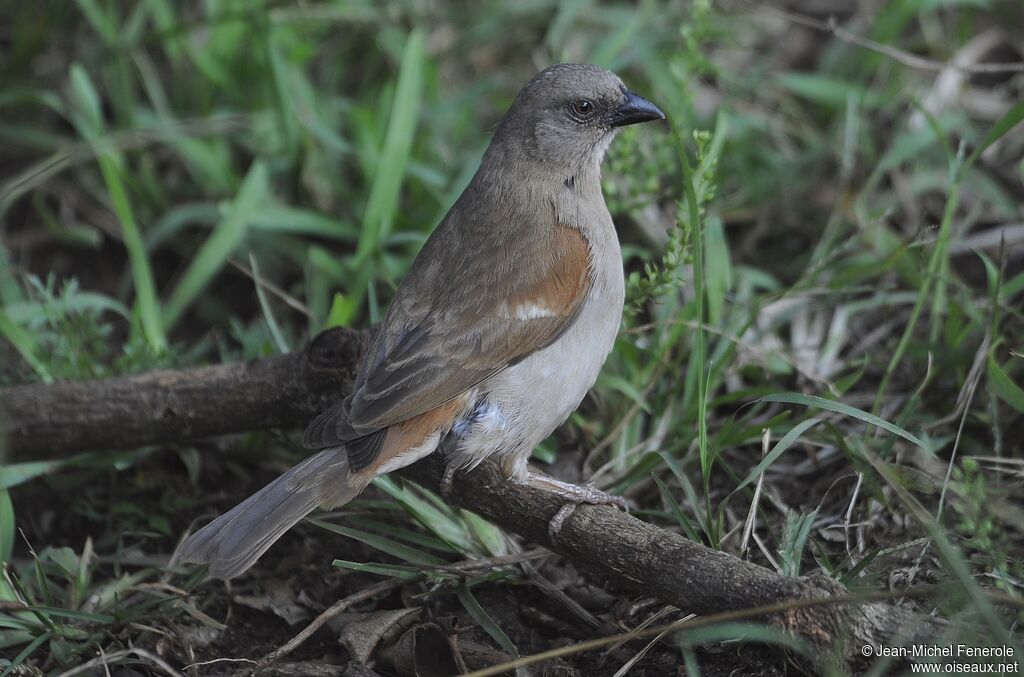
[177,63,665,579]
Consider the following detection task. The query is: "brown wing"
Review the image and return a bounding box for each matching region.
[303,220,592,447]
[351,221,592,430]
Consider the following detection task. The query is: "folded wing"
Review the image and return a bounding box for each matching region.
[304,222,593,448]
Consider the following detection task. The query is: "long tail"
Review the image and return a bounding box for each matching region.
[176,446,363,579]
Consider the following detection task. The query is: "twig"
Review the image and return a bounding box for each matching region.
[182,657,258,671]
[843,471,864,557]
[521,560,602,630]
[936,332,990,520]
[740,428,769,556]
[464,586,1022,677]
[54,648,186,677]
[428,547,550,575]
[259,578,405,665]
[230,256,313,318]
[257,546,551,667]
[751,3,1024,74]
[0,115,251,219]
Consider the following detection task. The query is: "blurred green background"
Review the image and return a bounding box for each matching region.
[1,0,1022,673]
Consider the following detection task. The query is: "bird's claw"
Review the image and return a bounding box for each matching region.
[548,503,578,540]
[522,472,628,541]
[544,483,629,542]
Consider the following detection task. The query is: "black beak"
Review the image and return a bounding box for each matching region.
[609,90,665,127]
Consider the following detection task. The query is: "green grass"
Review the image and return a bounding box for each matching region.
[1,0,1023,674]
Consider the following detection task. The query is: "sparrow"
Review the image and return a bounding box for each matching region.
[178,63,665,579]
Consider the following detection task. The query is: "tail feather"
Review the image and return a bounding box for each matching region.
[176,446,362,579]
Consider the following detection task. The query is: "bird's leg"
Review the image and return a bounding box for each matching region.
[436,434,464,501]
[525,473,628,541]
[440,462,458,501]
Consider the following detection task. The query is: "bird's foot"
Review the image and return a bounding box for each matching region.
[526,474,628,542]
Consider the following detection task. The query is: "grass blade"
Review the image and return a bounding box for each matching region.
[859,443,1011,641]
[162,161,268,329]
[457,582,519,659]
[963,100,1024,172]
[331,560,420,580]
[986,354,1024,414]
[353,28,425,264]
[309,520,444,566]
[733,418,823,492]
[653,474,701,542]
[68,64,166,351]
[670,117,710,485]
[759,393,925,449]
[0,489,13,563]
[372,476,475,553]
[249,253,289,354]
[0,310,52,383]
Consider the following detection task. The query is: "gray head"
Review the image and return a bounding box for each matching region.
[492,63,664,172]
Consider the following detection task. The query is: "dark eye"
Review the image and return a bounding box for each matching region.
[569,99,596,120]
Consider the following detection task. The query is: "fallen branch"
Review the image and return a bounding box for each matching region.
[2,327,371,458]
[402,455,943,673]
[0,328,945,673]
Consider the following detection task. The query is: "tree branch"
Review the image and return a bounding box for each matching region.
[1,327,371,458]
[0,328,943,673]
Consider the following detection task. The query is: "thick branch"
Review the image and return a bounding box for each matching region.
[400,456,939,673]
[1,327,371,458]
[0,328,942,673]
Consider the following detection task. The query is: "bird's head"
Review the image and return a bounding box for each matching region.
[493,63,665,174]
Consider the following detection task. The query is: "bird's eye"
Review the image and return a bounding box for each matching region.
[569,99,596,120]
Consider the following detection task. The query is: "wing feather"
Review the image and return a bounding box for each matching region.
[348,221,592,432]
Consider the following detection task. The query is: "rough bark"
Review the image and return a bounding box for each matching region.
[1,327,371,458]
[400,455,941,673]
[0,328,943,673]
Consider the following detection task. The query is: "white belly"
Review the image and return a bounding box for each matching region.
[449,240,624,481]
